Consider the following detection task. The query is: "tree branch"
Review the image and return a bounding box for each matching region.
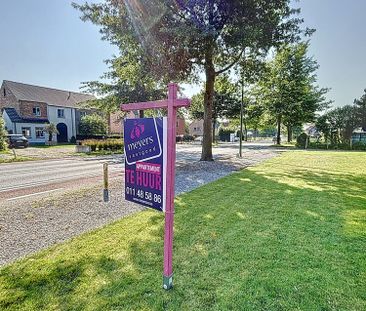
[215,49,245,75]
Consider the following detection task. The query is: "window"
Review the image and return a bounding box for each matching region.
[22,127,31,138]
[57,109,65,118]
[33,107,41,116]
[3,88,5,97]
[35,127,44,138]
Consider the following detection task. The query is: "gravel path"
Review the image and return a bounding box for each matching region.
[0,144,281,266]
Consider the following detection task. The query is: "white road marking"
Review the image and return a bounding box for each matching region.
[6,188,64,201]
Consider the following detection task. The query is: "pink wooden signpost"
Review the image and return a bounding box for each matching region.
[121,83,190,290]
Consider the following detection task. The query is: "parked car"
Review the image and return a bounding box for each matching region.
[7,134,29,148]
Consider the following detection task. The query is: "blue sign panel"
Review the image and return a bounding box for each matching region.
[124,117,167,212]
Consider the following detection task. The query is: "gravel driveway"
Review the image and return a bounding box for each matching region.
[0,143,281,266]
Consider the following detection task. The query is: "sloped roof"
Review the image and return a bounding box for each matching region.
[353,127,366,134]
[3,80,95,108]
[4,108,49,124]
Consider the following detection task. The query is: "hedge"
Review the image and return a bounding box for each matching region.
[81,139,124,152]
[307,141,366,151]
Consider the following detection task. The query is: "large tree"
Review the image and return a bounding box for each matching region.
[79,114,108,136]
[73,0,305,160]
[257,42,329,144]
[316,105,358,144]
[354,89,366,129]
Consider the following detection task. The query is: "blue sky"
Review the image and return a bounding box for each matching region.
[1,0,365,107]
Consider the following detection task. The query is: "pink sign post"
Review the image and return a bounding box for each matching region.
[121,83,190,290]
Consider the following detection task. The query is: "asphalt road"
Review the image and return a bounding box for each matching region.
[0,157,124,201]
[0,142,273,202]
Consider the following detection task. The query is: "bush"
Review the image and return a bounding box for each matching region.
[176,134,194,143]
[70,136,76,144]
[307,141,359,150]
[79,114,107,136]
[219,127,236,142]
[308,142,327,150]
[81,139,124,152]
[0,117,7,151]
[352,141,366,150]
[296,133,309,149]
[183,134,194,142]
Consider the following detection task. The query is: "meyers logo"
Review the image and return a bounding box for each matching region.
[127,121,155,151]
[130,122,145,139]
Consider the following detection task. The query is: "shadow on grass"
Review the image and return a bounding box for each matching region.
[1,157,365,310]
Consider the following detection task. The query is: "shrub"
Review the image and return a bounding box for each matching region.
[352,141,366,150]
[79,114,107,136]
[81,139,124,152]
[0,117,7,151]
[308,142,327,149]
[296,133,309,149]
[70,136,76,144]
[307,141,361,150]
[219,127,236,142]
[183,134,194,142]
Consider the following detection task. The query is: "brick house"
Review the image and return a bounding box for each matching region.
[108,111,186,136]
[0,80,95,143]
[189,119,204,136]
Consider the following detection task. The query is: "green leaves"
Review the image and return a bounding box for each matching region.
[79,113,108,136]
[0,116,7,151]
[257,42,329,127]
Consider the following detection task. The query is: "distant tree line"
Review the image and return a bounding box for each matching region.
[188,42,329,144]
[316,90,366,144]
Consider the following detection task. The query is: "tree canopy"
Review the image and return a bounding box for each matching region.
[256,42,329,144]
[79,114,108,136]
[73,0,306,160]
[354,89,366,129]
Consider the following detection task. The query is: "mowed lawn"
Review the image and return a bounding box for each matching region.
[1,151,365,310]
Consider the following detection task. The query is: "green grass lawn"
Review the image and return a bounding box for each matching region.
[1,151,365,310]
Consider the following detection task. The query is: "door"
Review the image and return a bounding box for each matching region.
[57,123,68,143]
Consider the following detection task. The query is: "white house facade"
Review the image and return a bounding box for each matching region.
[47,105,77,142]
[0,80,95,144]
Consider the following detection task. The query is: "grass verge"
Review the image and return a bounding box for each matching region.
[0,151,34,163]
[0,151,365,310]
[30,144,76,149]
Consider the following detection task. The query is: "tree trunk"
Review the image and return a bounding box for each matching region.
[276,115,282,145]
[287,125,292,143]
[201,44,215,161]
[244,121,248,141]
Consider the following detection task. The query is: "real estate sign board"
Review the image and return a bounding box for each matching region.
[124,117,167,212]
